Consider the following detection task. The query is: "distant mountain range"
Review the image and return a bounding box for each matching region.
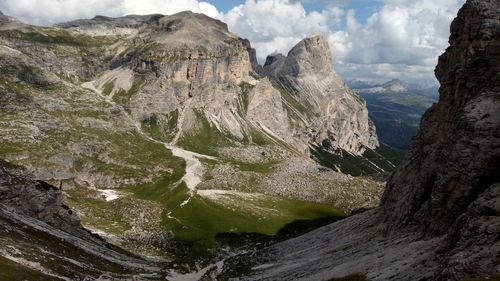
[349,79,439,149]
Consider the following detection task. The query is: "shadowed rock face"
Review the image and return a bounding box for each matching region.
[0,11,10,23]
[235,1,499,280]
[381,0,500,237]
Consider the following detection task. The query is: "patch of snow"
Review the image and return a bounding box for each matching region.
[197,189,262,200]
[180,194,193,207]
[97,189,122,202]
[166,144,216,191]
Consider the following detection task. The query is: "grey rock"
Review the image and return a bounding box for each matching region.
[265,35,379,154]
[262,53,286,77]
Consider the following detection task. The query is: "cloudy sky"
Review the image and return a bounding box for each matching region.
[0,0,465,86]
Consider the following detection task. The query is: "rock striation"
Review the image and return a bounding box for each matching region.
[235,0,500,280]
[0,160,159,278]
[263,35,379,154]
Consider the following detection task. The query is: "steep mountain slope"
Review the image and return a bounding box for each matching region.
[262,36,378,154]
[0,160,163,280]
[354,79,438,149]
[228,0,500,280]
[0,10,389,268]
[261,36,403,176]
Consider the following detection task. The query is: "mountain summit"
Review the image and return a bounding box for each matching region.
[381,79,409,93]
[263,35,379,155]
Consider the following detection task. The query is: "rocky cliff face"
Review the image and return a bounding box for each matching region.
[0,160,160,279]
[234,0,500,280]
[381,0,500,236]
[263,35,379,154]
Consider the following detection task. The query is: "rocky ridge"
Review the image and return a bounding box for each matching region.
[263,35,379,154]
[355,79,410,94]
[231,0,500,280]
[0,160,162,279]
[0,10,389,193]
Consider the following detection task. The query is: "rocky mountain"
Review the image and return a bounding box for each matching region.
[355,79,409,94]
[0,8,396,276]
[0,0,498,279]
[261,36,401,176]
[229,0,500,280]
[263,36,379,154]
[353,79,438,149]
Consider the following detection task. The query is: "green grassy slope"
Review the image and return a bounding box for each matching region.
[360,91,436,149]
[311,143,406,176]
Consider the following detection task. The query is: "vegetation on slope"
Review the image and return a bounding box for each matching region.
[360,90,437,149]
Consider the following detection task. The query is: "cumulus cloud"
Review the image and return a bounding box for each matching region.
[222,0,340,62]
[0,0,220,25]
[222,0,464,85]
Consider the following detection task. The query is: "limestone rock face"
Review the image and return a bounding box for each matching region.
[262,53,286,77]
[245,78,290,140]
[280,35,333,78]
[264,35,379,154]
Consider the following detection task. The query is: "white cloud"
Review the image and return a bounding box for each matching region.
[222,0,336,62]
[335,0,464,84]
[0,0,220,25]
[222,0,464,85]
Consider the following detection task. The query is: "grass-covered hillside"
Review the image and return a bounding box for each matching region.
[353,80,438,149]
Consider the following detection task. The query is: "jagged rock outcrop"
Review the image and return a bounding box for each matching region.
[263,35,379,154]
[245,77,291,139]
[232,1,500,280]
[262,53,286,77]
[0,160,97,240]
[0,160,159,279]
[381,0,500,236]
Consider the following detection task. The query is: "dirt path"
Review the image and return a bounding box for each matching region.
[82,80,215,193]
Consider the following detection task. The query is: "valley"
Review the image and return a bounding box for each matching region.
[352,79,438,150]
[0,9,387,276]
[0,0,498,280]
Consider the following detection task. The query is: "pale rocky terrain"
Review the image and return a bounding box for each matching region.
[0,7,394,277]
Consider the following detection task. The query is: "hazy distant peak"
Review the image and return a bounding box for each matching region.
[382,79,409,93]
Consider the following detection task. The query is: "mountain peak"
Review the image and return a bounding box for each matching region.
[57,11,236,49]
[382,79,409,93]
[281,35,333,78]
[0,10,10,23]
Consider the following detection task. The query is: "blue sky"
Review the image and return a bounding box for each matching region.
[210,0,380,22]
[0,0,465,85]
